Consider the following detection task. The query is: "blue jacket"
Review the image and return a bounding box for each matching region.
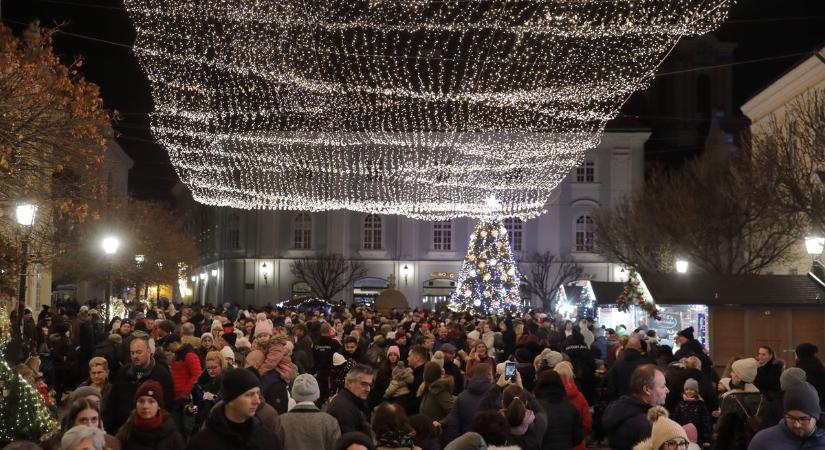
[748,421,825,449]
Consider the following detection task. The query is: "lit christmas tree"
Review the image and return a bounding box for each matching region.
[0,306,57,443]
[450,219,524,314]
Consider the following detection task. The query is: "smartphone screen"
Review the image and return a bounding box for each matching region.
[505,361,517,381]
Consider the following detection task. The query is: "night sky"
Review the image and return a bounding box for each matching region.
[2,0,825,199]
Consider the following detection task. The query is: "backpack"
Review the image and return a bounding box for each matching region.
[733,394,770,445]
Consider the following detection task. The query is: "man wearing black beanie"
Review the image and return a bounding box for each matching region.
[748,382,825,448]
[187,368,282,450]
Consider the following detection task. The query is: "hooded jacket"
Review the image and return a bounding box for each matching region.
[561,378,592,450]
[535,377,582,450]
[187,402,282,450]
[420,377,455,423]
[602,395,653,450]
[748,420,825,450]
[171,343,201,400]
[445,376,493,442]
[606,348,651,401]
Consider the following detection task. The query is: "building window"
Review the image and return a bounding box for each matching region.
[504,217,523,252]
[364,214,382,249]
[432,221,452,250]
[293,213,312,249]
[225,213,240,250]
[576,159,595,183]
[575,215,594,252]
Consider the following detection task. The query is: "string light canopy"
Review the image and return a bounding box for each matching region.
[124,0,731,220]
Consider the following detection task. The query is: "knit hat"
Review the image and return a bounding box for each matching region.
[780,367,807,391]
[540,349,564,369]
[220,346,235,362]
[70,386,102,404]
[222,332,237,347]
[221,368,261,403]
[236,337,252,350]
[682,423,698,443]
[255,313,273,337]
[135,380,165,408]
[683,378,699,393]
[211,319,223,331]
[387,346,400,357]
[677,327,694,341]
[467,330,480,342]
[784,382,821,418]
[431,351,445,368]
[291,374,320,403]
[645,406,688,450]
[332,352,347,366]
[731,358,759,383]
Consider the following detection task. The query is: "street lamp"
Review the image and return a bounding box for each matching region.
[15,203,37,335]
[400,264,412,287]
[211,269,218,277]
[675,259,689,274]
[805,236,825,259]
[102,236,120,320]
[261,262,271,285]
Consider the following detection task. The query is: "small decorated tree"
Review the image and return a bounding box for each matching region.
[0,306,57,443]
[449,219,524,314]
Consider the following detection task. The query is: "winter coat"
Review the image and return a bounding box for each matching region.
[116,412,185,450]
[504,389,548,450]
[420,377,455,423]
[466,355,496,381]
[105,359,175,432]
[443,432,523,450]
[444,359,465,395]
[191,370,222,430]
[606,348,651,401]
[795,356,825,409]
[674,339,717,383]
[327,387,372,436]
[671,397,713,445]
[664,365,718,412]
[248,339,294,384]
[749,421,825,450]
[713,390,767,450]
[187,402,282,450]
[754,358,783,398]
[276,402,341,450]
[602,395,653,450]
[563,338,597,403]
[293,335,315,374]
[314,336,342,372]
[535,378,583,450]
[591,336,608,361]
[94,339,122,377]
[445,377,493,442]
[562,378,592,450]
[170,344,201,400]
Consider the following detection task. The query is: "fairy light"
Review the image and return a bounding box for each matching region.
[123,0,730,220]
[0,306,58,441]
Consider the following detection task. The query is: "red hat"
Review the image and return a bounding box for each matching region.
[135,380,164,408]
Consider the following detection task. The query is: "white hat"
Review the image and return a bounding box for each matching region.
[332,352,347,366]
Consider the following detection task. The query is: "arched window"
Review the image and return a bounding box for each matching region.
[575,215,594,252]
[576,159,595,183]
[225,213,240,250]
[293,213,312,249]
[364,214,382,249]
[432,220,452,250]
[504,217,523,252]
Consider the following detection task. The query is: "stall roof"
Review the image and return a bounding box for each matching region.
[593,273,825,306]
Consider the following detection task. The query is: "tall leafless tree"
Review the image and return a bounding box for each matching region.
[290,253,367,301]
[594,146,805,274]
[521,251,583,313]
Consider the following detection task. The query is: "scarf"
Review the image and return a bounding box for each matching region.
[375,429,416,449]
[507,408,535,436]
[133,412,163,431]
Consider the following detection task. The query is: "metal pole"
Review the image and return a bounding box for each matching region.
[106,258,112,320]
[17,238,28,335]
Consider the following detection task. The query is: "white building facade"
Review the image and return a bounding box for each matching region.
[178,128,649,309]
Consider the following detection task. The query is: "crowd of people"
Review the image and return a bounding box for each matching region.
[4,299,825,450]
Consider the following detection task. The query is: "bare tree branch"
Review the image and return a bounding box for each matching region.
[520,251,583,313]
[290,253,367,301]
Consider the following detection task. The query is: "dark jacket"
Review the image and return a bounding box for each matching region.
[749,420,825,450]
[105,359,175,432]
[445,377,492,442]
[606,349,651,401]
[314,336,341,372]
[796,356,825,409]
[602,395,653,450]
[420,377,455,423]
[187,401,282,450]
[713,391,768,450]
[191,370,222,430]
[671,397,713,445]
[116,412,185,450]
[674,339,717,383]
[535,379,583,450]
[327,387,372,436]
[293,335,315,374]
[94,339,122,377]
[754,359,783,398]
[444,359,465,396]
[664,365,718,412]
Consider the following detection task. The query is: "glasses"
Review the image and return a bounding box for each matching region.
[785,414,813,425]
[662,439,688,450]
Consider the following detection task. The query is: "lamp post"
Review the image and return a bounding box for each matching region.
[102,236,120,320]
[805,236,825,262]
[400,264,412,287]
[675,259,689,274]
[15,203,37,335]
[261,262,271,285]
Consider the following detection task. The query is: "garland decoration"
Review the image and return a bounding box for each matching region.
[617,268,661,320]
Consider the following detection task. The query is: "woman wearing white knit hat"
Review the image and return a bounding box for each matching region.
[715,357,766,450]
[633,406,695,450]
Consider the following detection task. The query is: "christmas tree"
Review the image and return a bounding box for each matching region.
[450,219,524,314]
[0,306,57,443]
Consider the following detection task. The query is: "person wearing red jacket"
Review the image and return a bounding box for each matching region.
[164,333,202,439]
[555,361,593,450]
